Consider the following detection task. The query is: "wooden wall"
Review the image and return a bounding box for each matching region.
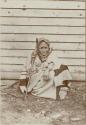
[0,0,85,84]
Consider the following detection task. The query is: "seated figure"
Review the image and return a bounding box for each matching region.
[19,38,72,100]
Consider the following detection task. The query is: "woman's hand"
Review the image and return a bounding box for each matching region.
[29,68,35,76]
[29,66,38,76]
[19,86,27,93]
[43,69,50,81]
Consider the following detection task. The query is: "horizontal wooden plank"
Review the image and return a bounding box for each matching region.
[1,71,85,81]
[0,50,85,58]
[0,80,17,87]
[0,72,20,80]
[0,17,85,26]
[0,1,85,9]
[0,9,85,18]
[58,58,85,65]
[0,57,85,65]
[0,26,85,35]
[0,57,27,65]
[0,42,85,51]
[72,72,85,81]
[0,64,85,73]
[0,34,85,43]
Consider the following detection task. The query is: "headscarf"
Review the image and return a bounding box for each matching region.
[31,38,52,64]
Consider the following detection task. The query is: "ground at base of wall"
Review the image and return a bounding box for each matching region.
[0,82,86,125]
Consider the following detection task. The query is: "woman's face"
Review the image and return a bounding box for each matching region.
[38,41,49,57]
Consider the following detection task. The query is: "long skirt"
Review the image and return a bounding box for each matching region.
[19,64,72,99]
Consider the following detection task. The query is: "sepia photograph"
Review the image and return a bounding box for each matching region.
[0,0,86,125]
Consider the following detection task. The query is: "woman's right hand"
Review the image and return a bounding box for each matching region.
[29,66,38,76]
[29,67,34,76]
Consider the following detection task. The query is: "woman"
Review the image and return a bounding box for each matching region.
[19,38,72,100]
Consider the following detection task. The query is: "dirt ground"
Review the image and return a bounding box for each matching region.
[0,82,86,125]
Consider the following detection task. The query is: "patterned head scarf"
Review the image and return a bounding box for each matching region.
[37,38,50,49]
[31,38,52,64]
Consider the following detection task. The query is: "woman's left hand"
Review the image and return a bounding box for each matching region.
[43,69,50,81]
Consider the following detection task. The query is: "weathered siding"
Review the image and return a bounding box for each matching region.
[0,0,85,82]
